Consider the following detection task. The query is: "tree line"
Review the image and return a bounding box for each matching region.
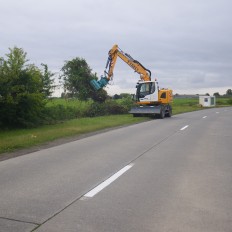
[0,47,108,128]
[213,90,232,97]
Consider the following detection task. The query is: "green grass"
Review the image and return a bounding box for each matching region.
[46,98,92,109]
[0,115,147,154]
[215,97,232,106]
[171,98,201,114]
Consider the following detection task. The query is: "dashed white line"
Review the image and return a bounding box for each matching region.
[203,116,207,119]
[216,112,220,114]
[84,164,133,198]
[180,125,189,131]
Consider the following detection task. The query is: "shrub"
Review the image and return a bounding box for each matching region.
[84,100,128,117]
[116,97,134,111]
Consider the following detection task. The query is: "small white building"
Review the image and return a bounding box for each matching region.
[199,96,216,107]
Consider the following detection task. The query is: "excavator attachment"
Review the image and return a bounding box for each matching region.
[90,76,109,91]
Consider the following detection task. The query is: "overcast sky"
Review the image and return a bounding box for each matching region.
[1,0,231,96]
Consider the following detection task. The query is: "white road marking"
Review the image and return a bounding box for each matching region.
[84,164,133,198]
[180,125,189,131]
[203,116,207,119]
[216,112,219,114]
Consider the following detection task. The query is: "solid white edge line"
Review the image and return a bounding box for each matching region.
[180,125,189,131]
[84,164,133,198]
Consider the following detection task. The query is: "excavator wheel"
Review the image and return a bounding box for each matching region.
[166,109,172,117]
[133,114,140,117]
[165,105,172,117]
[160,108,165,119]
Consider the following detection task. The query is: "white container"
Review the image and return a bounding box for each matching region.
[199,96,216,107]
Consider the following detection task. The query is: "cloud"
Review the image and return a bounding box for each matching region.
[0,0,231,96]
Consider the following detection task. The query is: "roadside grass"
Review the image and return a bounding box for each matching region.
[0,115,147,154]
[216,97,232,106]
[171,98,201,114]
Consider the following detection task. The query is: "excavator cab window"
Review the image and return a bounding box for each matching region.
[136,82,156,99]
[160,92,166,99]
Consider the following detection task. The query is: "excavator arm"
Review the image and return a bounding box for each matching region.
[90,44,152,90]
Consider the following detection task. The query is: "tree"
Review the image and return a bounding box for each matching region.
[61,58,94,100]
[61,57,107,102]
[213,92,220,97]
[113,94,121,100]
[0,47,53,127]
[226,89,232,96]
[120,93,132,99]
[41,63,55,97]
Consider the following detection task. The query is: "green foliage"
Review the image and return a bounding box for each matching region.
[44,98,130,120]
[41,63,55,97]
[226,89,232,96]
[43,98,92,123]
[116,97,134,111]
[60,57,108,102]
[61,58,95,100]
[85,100,128,117]
[227,98,232,105]
[91,88,108,103]
[0,47,53,128]
[213,92,220,97]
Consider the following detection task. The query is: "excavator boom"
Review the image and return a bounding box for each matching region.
[90,44,151,90]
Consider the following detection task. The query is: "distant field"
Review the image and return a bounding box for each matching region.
[172,97,232,114]
[215,97,232,106]
[0,97,231,155]
[172,98,200,114]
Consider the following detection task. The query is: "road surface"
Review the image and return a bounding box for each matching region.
[0,107,232,232]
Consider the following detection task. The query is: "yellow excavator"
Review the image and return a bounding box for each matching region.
[90,44,173,118]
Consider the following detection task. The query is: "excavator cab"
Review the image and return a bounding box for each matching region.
[136,81,158,104]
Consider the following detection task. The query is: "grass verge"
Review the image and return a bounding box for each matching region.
[0,115,147,154]
[171,98,201,114]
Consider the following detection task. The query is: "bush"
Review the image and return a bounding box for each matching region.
[105,100,128,114]
[0,47,54,128]
[43,104,81,123]
[116,97,134,111]
[84,100,128,117]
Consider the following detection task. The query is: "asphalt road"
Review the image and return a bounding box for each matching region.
[0,107,232,232]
